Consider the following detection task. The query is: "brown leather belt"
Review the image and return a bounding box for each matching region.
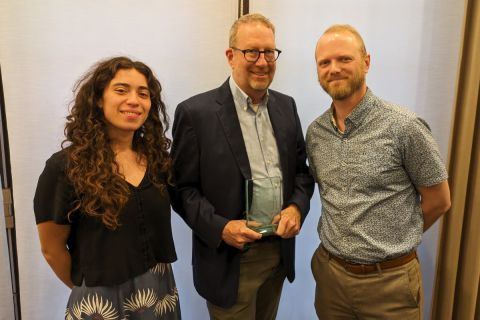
[321,245,417,274]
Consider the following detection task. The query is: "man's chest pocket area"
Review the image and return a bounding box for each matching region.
[346,138,404,190]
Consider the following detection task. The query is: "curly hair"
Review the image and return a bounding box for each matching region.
[62,56,171,229]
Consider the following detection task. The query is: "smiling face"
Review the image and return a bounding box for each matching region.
[226,22,276,103]
[100,68,151,139]
[315,31,370,101]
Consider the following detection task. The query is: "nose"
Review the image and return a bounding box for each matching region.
[255,53,268,66]
[126,92,140,105]
[329,61,341,74]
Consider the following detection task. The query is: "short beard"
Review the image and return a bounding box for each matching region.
[320,71,365,100]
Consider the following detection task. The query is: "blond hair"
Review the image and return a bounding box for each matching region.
[323,24,367,56]
[229,13,275,47]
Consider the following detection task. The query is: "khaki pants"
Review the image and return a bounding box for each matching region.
[207,240,286,320]
[311,245,423,320]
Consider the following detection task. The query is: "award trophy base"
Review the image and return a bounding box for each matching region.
[251,224,277,236]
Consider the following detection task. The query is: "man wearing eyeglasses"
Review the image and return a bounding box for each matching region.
[172,13,314,319]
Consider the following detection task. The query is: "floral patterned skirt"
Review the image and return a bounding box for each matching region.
[65,263,181,320]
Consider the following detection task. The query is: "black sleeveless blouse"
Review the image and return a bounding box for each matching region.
[34,151,177,287]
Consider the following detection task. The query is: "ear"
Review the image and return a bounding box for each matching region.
[363,54,371,73]
[226,48,235,68]
[98,98,103,109]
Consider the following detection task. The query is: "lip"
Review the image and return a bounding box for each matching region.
[328,78,347,83]
[251,71,269,78]
[121,110,142,119]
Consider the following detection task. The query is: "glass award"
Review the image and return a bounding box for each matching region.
[245,176,283,236]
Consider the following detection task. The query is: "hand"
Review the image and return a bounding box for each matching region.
[222,220,262,250]
[273,204,301,239]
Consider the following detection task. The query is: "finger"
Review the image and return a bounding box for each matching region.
[234,237,247,249]
[282,220,295,237]
[224,237,243,250]
[276,218,286,236]
[280,217,299,238]
[271,214,281,224]
[246,220,262,228]
[243,228,262,241]
[288,218,300,235]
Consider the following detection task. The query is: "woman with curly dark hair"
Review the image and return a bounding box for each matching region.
[34,57,181,319]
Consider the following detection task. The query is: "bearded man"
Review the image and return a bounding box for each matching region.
[306,24,451,320]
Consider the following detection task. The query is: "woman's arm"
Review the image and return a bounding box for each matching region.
[37,221,74,288]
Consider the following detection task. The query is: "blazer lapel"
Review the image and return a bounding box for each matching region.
[215,80,252,179]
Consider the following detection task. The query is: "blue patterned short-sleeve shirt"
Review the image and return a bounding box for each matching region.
[306,89,448,263]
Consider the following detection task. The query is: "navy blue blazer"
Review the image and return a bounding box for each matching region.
[171,79,314,308]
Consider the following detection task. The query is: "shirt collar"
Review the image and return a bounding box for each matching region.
[229,76,269,112]
[329,111,343,134]
[329,88,375,131]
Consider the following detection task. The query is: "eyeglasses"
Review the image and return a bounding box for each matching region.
[231,47,282,62]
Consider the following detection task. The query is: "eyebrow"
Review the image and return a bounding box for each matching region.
[318,55,353,62]
[112,83,150,91]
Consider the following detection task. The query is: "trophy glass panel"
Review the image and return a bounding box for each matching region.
[245,176,283,236]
